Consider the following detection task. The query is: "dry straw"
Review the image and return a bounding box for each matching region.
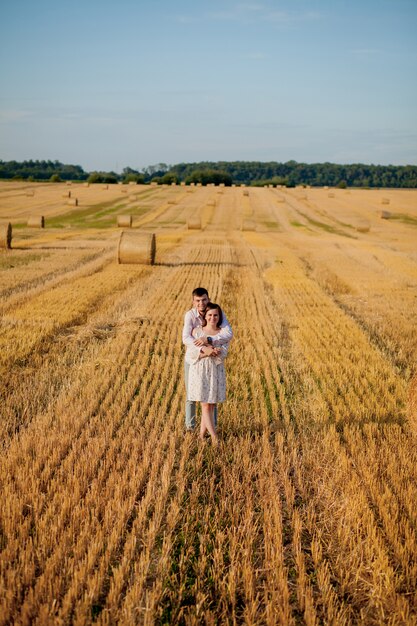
[355,220,370,233]
[207,200,216,207]
[409,372,417,432]
[381,197,390,205]
[66,181,72,186]
[328,192,335,198]
[27,215,45,228]
[62,191,71,198]
[180,182,186,186]
[68,199,78,206]
[118,230,156,265]
[25,190,35,197]
[117,215,132,228]
[241,219,256,231]
[243,190,249,196]
[168,200,176,205]
[83,182,90,187]
[276,196,285,203]
[0,222,12,249]
[187,217,201,230]
[103,185,109,190]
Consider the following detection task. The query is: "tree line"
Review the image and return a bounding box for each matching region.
[1,159,416,188]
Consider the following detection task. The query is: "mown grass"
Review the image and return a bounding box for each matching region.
[0,251,50,269]
[388,213,417,226]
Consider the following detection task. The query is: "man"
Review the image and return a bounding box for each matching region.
[182,287,233,432]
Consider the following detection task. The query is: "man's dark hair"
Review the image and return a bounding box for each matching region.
[192,287,209,297]
[202,302,223,328]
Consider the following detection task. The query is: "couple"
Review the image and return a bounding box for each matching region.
[182,287,233,445]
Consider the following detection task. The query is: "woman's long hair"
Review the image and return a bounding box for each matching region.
[202,302,223,328]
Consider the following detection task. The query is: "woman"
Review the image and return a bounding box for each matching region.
[185,303,229,445]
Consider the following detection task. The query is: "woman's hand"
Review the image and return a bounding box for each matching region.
[201,346,215,357]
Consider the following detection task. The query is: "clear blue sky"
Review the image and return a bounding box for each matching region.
[1,0,416,172]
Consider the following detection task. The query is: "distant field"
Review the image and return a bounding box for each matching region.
[1,183,417,624]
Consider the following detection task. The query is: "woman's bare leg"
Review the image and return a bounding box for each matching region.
[200,405,208,440]
[201,403,218,445]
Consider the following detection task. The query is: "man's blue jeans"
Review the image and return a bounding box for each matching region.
[184,361,218,430]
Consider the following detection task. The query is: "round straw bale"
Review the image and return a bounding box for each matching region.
[243,190,249,196]
[180,182,186,186]
[219,183,225,188]
[26,190,35,197]
[83,182,90,187]
[328,192,335,198]
[381,197,390,205]
[324,186,329,190]
[241,220,256,231]
[66,181,72,186]
[118,231,156,265]
[117,215,132,227]
[188,217,201,230]
[380,210,391,219]
[68,198,78,206]
[168,200,176,205]
[186,188,194,193]
[0,222,12,249]
[103,185,109,190]
[27,215,45,228]
[207,200,216,207]
[150,182,158,187]
[171,182,177,186]
[217,190,223,194]
[190,183,195,187]
[196,183,202,187]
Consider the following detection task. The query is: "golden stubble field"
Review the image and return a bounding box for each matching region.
[1,181,417,625]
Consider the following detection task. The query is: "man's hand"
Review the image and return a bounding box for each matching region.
[193,338,209,347]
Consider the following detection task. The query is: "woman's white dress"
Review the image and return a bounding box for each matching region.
[186,328,228,403]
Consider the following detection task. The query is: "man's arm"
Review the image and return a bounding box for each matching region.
[182,310,198,347]
[212,311,233,347]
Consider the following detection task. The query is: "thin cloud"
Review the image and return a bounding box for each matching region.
[0,109,33,123]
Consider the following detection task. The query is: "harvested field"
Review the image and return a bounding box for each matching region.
[1,182,417,624]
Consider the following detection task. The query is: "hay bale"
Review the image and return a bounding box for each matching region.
[217,190,224,195]
[380,210,391,219]
[0,222,12,249]
[66,181,72,186]
[328,192,335,198]
[150,182,158,187]
[219,183,225,188]
[121,188,128,193]
[118,231,156,265]
[241,220,256,231]
[188,217,201,230]
[196,182,202,187]
[27,215,45,228]
[171,182,177,186]
[276,196,285,203]
[103,185,109,190]
[68,198,78,206]
[25,190,35,197]
[355,220,370,233]
[129,181,137,186]
[381,197,390,205]
[243,190,249,196]
[83,182,90,187]
[180,182,186,186]
[168,200,176,205]
[117,215,132,228]
[186,188,194,193]
[297,194,307,200]
[207,200,216,207]
[324,186,329,190]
